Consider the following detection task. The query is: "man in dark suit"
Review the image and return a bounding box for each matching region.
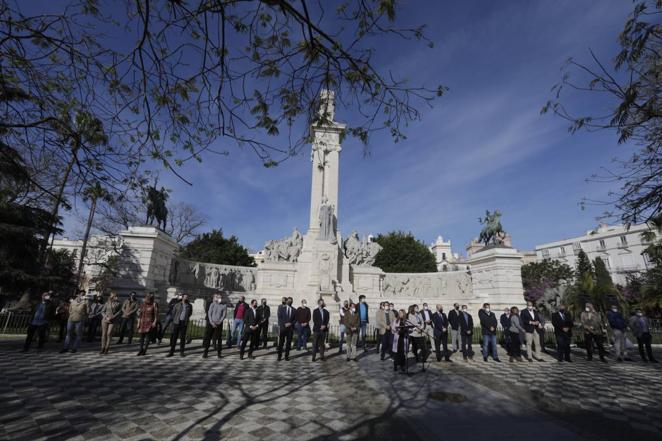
[448,303,461,352]
[458,305,474,361]
[500,307,511,355]
[240,299,259,360]
[256,298,270,349]
[311,299,330,362]
[277,297,296,361]
[167,293,193,357]
[521,301,544,362]
[431,304,451,362]
[478,303,500,362]
[551,303,573,362]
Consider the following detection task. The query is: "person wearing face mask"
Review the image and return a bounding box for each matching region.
[407,304,429,366]
[240,299,260,360]
[117,292,139,345]
[448,303,461,353]
[227,295,247,348]
[432,304,451,362]
[338,300,349,354]
[508,307,526,362]
[60,290,89,354]
[167,293,193,357]
[551,303,574,362]
[392,309,409,372]
[203,293,227,359]
[375,301,396,361]
[500,307,511,355]
[342,302,360,361]
[521,301,544,362]
[54,294,70,343]
[277,297,296,361]
[136,292,159,356]
[607,304,630,362]
[358,295,370,352]
[312,299,330,362]
[159,293,181,344]
[629,309,658,363]
[256,298,271,350]
[580,303,607,362]
[22,292,56,352]
[295,299,312,351]
[86,295,104,342]
[458,305,474,361]
[478,303,500,362]
[100,292,122,355]
[421,303,434,353]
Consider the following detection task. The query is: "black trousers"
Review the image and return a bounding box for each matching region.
[434,332,450,361]
[584,332,606,359]
[87,317,100,342]
[555,331,571,361]
[312,330,327,359]
[277,326,294,358]
[169,323,188,354]
[57,319,67,342]
[380,330,393,359]
[257,321,269,348]
[240,329,258,357]
[139,332,151,352]
[118,317,135,343]
[461,332,474,358]
[509,331,522,358]
[637,333,654,361]
[412,336,429,362]
[203,323,223,355]
[24,324,48,350]
[538,329,546,352]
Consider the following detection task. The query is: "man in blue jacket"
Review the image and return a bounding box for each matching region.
[607,304,630,362]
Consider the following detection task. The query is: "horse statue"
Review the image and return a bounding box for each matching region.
[144,185,169,231]
[478,209,505,246]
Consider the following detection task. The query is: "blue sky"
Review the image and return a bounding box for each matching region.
[63,1,637,255]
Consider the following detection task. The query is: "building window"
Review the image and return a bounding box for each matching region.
[619,235,628,247]
[559,246,566,257]
[598,239,606,251]
[573,242,582,253]
[604,258,611,269]
[542,249,550,259]
[442,252,446,261]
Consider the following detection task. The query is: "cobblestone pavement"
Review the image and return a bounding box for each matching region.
[0,337,660,441]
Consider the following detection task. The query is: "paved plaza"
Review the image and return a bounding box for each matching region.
[1,337,661,441]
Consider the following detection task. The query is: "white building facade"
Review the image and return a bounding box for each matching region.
[535,223,658,286]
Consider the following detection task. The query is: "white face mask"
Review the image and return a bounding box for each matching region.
[636,312,643,317]
[385,306,390,311]
[44,296,50,301]
[528,306,533,311]
[462,308,467,312]
[611,308,618,312]
[485,308,490,313]
[585,307,590,312]
[302,302,307,307]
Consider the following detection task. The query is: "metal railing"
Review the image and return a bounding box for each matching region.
[3,311,661,346]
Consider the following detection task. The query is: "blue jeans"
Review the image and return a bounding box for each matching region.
[228,319,244,347]
[482,334,499,360]
[63,321,83,350]
[295,323,310,350]
[359,321,368,350]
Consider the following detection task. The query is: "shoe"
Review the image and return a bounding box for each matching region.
[483,357,488,362]
[565,359,572,363]
[616,357,623,362]
[166,352,174,357]
[494,358,501,362]
[642,358,649,362]
[624,357,633,362]
[587,357,593,361]
[202,353,208,358]
[527,358,533,362]
[71,349,77,353]
[353,359,358,362]
[346,357,350,362]
[600,357,607,363]
[285,356,290,361]
[538,358,545,362]
[180,352,185,357]
[463,356,468,361]
[277,356,282,361]
[59,348,68,354]
[249,354,255,360]
[136,350,143,356]
[217,353,222,359]
[509,357,514,363]
[312,357,316,362]
[446,359,453,363]
[240,354,245,360]
[99,350,105,355]
[320,357,325,361]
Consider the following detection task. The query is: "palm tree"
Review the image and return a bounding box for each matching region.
[76,182,112,289]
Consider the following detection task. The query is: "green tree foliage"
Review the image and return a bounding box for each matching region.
[521,259,574,303]
[373,231,437,273]
[562,250,594,316]
[543,1,661,225]
[593,257,623,312]
[622,216,662,315]
[180,229,255,267]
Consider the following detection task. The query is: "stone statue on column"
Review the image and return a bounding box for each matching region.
[317,195,336,244]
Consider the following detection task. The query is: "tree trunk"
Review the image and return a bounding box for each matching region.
[76,195,98,289]
[41,145,79,265]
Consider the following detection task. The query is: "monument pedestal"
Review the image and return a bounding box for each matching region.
[466,246,524,313]
[350,265,384,301]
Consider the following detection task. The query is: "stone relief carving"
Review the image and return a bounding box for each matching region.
[382,272,472,298]
[343,232,382,267]
[168,258,257,292]
[265,229,303,262]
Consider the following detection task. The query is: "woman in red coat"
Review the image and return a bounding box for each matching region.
[137,293,159,356]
